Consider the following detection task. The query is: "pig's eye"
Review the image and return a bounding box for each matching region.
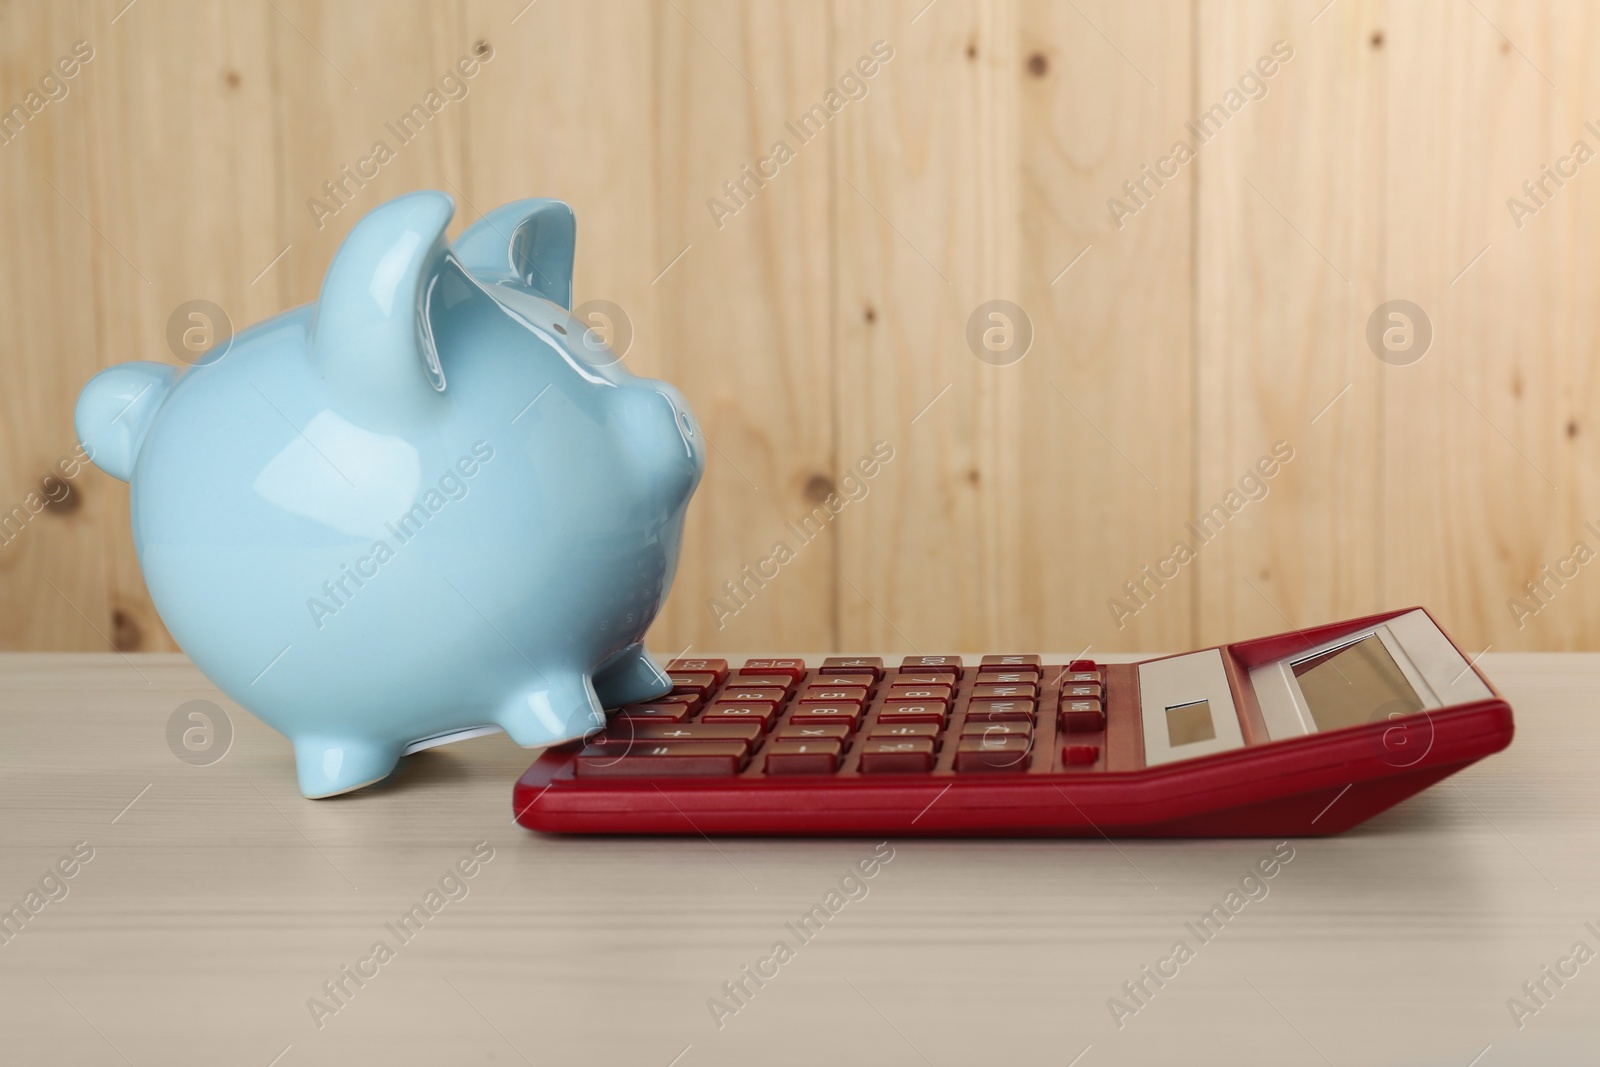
[551,321,567,335]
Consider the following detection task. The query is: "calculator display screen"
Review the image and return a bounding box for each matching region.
[1291,635,1424,733]
[1164,700,1217,746]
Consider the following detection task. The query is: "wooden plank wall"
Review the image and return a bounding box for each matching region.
[0,0,1594,657]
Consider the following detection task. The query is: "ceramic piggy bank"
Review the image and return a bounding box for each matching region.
[76,191,704,797]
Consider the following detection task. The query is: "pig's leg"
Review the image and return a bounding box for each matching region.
[496,673,606,747]
[292,735,404,798]
[590,642,672,709]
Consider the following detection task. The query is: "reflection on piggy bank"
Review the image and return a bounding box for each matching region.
[75,191,704,797]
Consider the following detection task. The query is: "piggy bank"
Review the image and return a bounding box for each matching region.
[75,191,704,797]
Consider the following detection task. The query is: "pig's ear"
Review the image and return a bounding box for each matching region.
[75,361,178,482]
[312,190,459,411]
[453,199,575,309]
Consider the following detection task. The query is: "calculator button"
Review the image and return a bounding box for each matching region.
[800,686,869,705]
[764,740,843,775]
[575,741,747,777]
[720,687,788,705]
[810,672,875,690]
[821,657,883,679]
[960,720,1031,739]
[901,655,962,673]
[1061,743,1100,766]
[893,672,953,687]
[979,670,1036,685]
[981,668,1041,685]
[858,738,936,773]
[966,699,1035,722]
[733,669,794,691]
[886,683,953,702]
[615,703,694,722]
[739,658,807,680]
[790,704,862,728]
[980,655,1041,669]
[655,692,704,710]
[877,702,947,725]
[955,736,1031,772]
[1068,659,1099,672]
[777,722,852,741]
[1060,683,1104,702]
[594,722,762,745]
[1054,671,1102,686]
[869,722,941,740]
[1059,702,1106,733]
[971,683,1037,700]
[701,704,778,729]
[668,658,729,682]
[668,671,719,695]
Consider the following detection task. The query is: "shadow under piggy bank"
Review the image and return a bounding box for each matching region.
[75,191,705,798]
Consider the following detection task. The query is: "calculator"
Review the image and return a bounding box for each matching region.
[513,608,1513,836]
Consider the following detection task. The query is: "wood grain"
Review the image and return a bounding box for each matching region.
[1194,0,1385,645]
[0,0,110,651]
[649,0,838,654]
[1383,0,1600,651]
[832,0,1015,654]
[1013,0,1197,654]
[3,0,1600,655]
[80,0,287,655]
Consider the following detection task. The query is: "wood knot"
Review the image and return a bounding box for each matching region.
[112,609,142,652]
[805,474,835,503]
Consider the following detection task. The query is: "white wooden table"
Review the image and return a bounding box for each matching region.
[1,653,1595,1065]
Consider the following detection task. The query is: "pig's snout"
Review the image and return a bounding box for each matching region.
[657,383,701,461]
[628,381,704,503]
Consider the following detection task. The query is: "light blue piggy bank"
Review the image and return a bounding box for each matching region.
[76,191,704,797]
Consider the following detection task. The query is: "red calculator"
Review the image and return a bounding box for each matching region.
[513,608,1513,836]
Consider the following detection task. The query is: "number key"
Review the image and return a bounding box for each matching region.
[887,683,953,702]
[810,672,875,690]
[800,686,868,706]
[668,671,719,695]
[893,673,952,687]
[701,704,778,729]
[720,687,787,706]
[877,702,947,725]
[734,668,795,691]
[790,704,862,728]
[821,656,883,679]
